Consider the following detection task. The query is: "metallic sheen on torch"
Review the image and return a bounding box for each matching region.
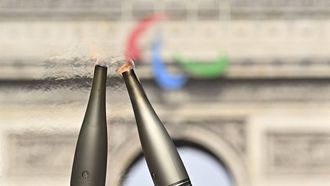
[120,66,192,186]
[71,65,108,186]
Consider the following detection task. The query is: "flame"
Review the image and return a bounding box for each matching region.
[117,60,135,75]
[89,49,108,67]
[90,51,101,65]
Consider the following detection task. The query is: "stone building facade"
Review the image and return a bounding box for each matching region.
[1,1,330,186]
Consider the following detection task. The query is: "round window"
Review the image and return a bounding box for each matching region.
[122,146,234,186]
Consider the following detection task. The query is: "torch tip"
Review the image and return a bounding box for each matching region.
[95,63,108,69]
[117,60,135,75]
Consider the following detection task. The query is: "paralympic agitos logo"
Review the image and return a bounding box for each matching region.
[124,14,228,90]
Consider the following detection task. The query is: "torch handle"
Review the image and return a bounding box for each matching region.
[70,65,108,186]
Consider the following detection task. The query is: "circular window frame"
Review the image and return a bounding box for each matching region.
[109,125,249,186]
[121,140,235,186]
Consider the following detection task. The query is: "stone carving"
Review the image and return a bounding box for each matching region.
[7,133,76,177]
[266,131,330,174]
[178,117,246,155]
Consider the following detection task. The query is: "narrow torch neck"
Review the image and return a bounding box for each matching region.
[122,69,191,186]
[83,65,107,125]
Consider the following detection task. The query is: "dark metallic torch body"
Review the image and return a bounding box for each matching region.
[122,69,192,186]
[71,65,108,186]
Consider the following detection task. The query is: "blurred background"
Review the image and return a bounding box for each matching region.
[1,0,330,186]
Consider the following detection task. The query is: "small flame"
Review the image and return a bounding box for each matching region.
[117,60,135,75]
[90,50,108,67]
[90,51,100,65]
